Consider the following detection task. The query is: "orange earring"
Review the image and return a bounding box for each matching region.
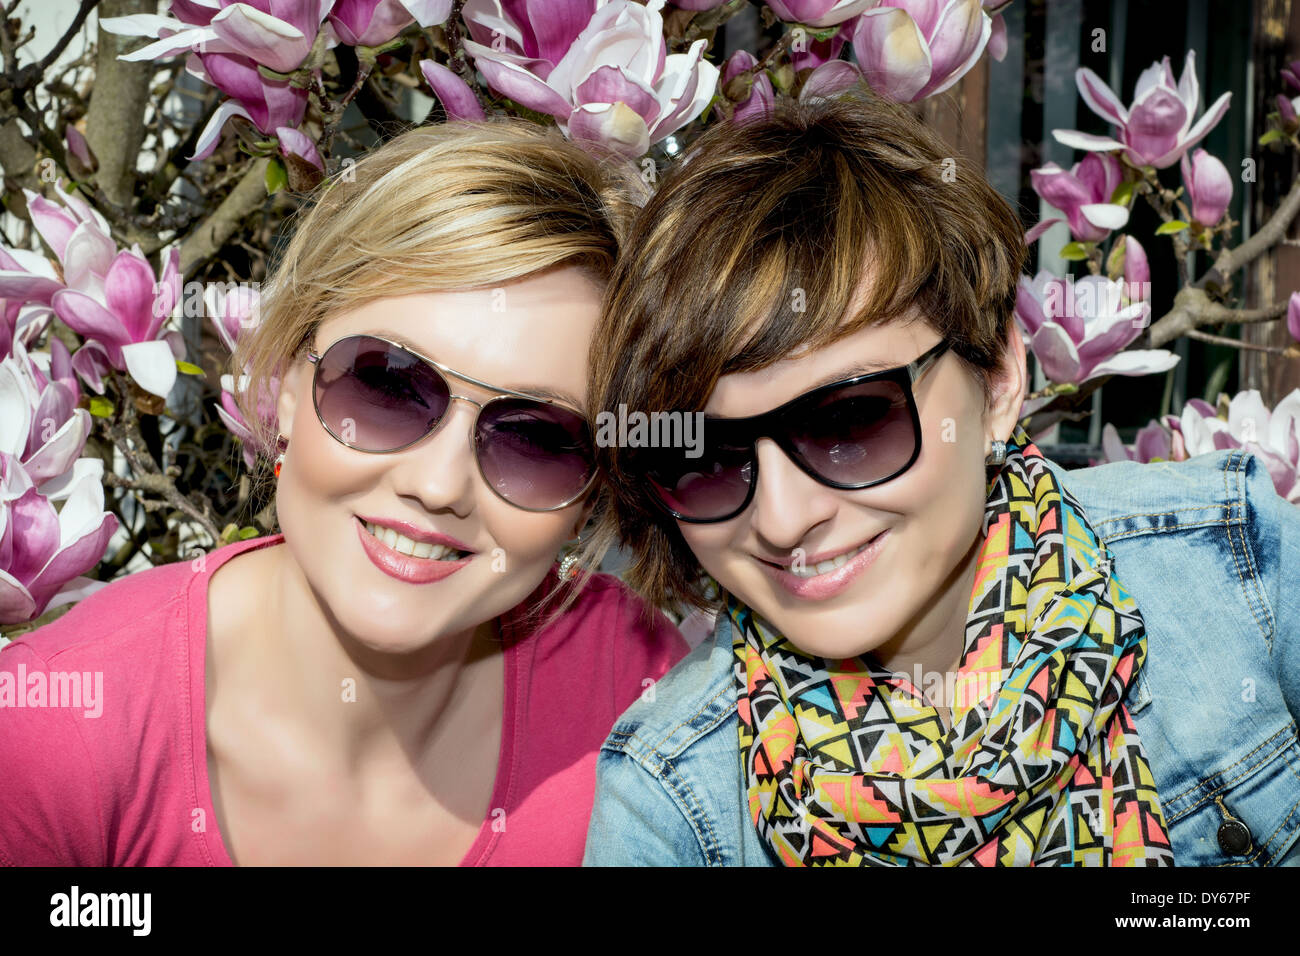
[274,434,286,477]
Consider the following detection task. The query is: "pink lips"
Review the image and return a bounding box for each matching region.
[355,517,473,584]
[758,531,889,600]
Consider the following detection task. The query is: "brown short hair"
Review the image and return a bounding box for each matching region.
[584,88,1027,614]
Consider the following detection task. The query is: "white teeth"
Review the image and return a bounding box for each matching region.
[363,521,467,561]
[784,537,876,578]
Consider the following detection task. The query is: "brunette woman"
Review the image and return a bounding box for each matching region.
[582,92,1300,866]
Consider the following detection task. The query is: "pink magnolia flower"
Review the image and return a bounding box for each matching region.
[1025,152,1130,244]
[329,0,451,46]
[186,52,311,159]
[419,60,487,121]
[207,285,278,469]
[1014,271,1177,387]
[0,340,93,496]
[102,3,326,160]
[461,0,718,158]
[1053,51,1231,169]
[1288,292,1300,344]
[0,453,117,626]
[3,185,186,398]
[1172,390,1300,502]
[766,0,876,27]
[850,0,994,103]
[1100,420,1183,464]
[791,22,852,72]
[1180,148,1232,228]
[103,1,334,75]
[52,247,185,399]
[983,0,1008,62]
[1279,60,1300,124]
[722,51,774,125]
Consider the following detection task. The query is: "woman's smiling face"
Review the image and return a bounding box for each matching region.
[677,311,1026,667]
[272,266,601,655]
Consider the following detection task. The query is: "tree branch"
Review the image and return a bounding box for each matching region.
[1182,328,1291,353]
[177,158,269,273]
[1197,174,1300,291]
[85,0,155,208]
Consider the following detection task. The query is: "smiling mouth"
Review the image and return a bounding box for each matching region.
[766,533,884,578]
[360,519,472,561]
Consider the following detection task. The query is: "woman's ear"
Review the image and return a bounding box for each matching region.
[986,316,1028,445]
[276,358,308,443]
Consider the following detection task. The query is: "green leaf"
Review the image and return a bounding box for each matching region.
[176,360,204,375]
[237,525,260,540]
[87,396,114,418]
[1259,128,1285,146]
[265,157,288,195]
[1109,180,1136,207]
[1059,241,1090,261]
[1155,220,1189,235]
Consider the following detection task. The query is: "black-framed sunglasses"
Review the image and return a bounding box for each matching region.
[306,333,597,512]
[629,339,950,523]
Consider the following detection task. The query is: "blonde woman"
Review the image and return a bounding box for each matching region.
[0,120,687,866]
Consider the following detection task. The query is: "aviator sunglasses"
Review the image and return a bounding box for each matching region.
[630,339,950,523]
[306,334,597,512]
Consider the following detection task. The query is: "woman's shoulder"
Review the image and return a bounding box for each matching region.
[522,566,690,666]
[5,534,281,665]
[1048,447,1281,535]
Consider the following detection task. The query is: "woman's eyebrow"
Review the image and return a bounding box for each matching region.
[804,358,901,392]
[361,329,584,407]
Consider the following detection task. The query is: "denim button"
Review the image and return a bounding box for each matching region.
[1216,819,1252,856]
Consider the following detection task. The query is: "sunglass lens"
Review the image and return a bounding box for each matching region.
[476,400,595,509]
[788,379,917,485]
[314,335,450,451]
[643,439,755,521]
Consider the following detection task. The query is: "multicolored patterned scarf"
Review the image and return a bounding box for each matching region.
[731,425,1174,866]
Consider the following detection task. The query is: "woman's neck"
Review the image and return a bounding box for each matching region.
[210,541,503,776]
[867,528,985,707]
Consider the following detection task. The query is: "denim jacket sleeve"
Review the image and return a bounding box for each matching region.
[583,743,709,866]
[1254,464,1300,720]
[1054,449,1300,866]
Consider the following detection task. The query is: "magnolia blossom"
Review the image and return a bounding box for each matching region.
[850,0,993,103]
[791,22,852,72]
[208,285,279,469]
[1054,51,1231,169]
[461,0,718,158]
[328,0,451,46]
[1172,391,1300,502]
[722,51,774,125]
[1288,292,1300,344]
[1025,152,1129,244]
[1180,148,1232,228]
[0,452,117,626]
[1100,420,1183,465]
[766,0,875,27]
[0,340,94,498]
[0,184,186,396]
[101,3,327,160]
[186,52,310,159]
[1278,60,1300,125]
[419,60,487,121]
[52,247,185,399]
[102,1,334,74]
[1014,271,1178,388]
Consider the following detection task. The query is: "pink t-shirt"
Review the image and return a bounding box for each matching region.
[0,534,687,866]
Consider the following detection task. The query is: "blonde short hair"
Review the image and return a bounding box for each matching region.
[234,119,648,451]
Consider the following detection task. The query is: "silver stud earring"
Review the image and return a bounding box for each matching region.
[986,439,1007,466]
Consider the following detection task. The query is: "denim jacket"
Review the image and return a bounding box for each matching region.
[584,449,1300,866]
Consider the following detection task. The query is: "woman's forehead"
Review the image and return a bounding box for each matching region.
[705,316,933,417]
